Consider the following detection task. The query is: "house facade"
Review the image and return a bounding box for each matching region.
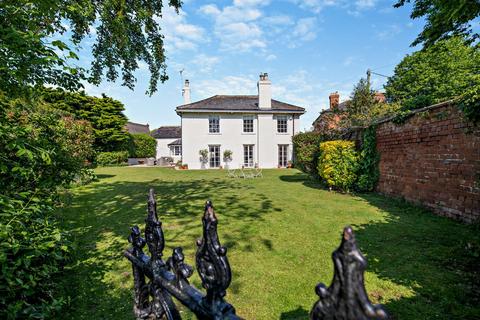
[176,74,305,169]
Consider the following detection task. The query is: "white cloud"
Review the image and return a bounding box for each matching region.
[343,56,354,66]
[293,0,378,15]
[292,17,317,42]
[198,4,221,16]
[375,24,401,40]
[195,75,257,98]
[192,54,220,73]
[265,54,277,61]
[157,7,207,52]
[199,2,267,52]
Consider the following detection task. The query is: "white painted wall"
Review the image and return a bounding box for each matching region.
[181,112,301,169]
[156,138,181,162]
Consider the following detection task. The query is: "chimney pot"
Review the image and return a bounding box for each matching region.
[329,91,340,109]
[182,79,191,104]
[258,72,272,109]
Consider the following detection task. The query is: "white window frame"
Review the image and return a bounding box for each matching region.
[277,115,288,133]
[243,145,254,167]
[209,145,221,168]
[170,145,181,156]
[209,115,220,133]
[243,116,254,133]
[278,144,288,167]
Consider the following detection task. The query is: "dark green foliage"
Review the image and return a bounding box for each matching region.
[394,0,480,47]
[96,151,129,166]
[41,88,129,152]
[0,95,94,319]
[345,78,378,127]
[356,126,380,192]
[0,0,182,96]
[128,134,156,158]
[292,132,323,174]
[317,140,359,192]
[385,37,480,121]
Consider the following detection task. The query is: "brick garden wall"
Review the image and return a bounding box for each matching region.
[375,102,480,223]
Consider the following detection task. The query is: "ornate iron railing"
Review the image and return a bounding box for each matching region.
[124,189,388,320]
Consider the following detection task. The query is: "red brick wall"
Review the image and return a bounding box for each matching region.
[375,103,480,223]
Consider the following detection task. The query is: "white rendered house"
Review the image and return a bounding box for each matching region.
[176,74,305,169]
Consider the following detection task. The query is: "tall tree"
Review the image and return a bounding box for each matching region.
[0,0,181,96]
[42,88,129,151]
[395,0,480,47]
[384,36,479,120]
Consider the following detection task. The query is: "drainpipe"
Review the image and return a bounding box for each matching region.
[256,115,259,167]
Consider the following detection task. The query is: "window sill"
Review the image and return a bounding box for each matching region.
[242,132,255,135]
[208,132,222,135]
[276,132,289,135]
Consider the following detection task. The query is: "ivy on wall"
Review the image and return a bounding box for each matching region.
[355,125,380,192]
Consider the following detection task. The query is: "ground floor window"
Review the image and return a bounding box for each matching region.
[278,144,288,167]
[170,145,181,156]
[209,145,220,168]
[243,145,254,167]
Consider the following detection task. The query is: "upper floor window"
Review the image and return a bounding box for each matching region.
[209,115,220,133]
[243,116,254,133]
[277,116,288,133]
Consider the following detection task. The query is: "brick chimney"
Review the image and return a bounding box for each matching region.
[182,79,191,105]
[258,73,271,109]
[374,92,386,103]
[329,92,339,109]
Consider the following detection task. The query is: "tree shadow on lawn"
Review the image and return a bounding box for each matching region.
[278,172,480,319]
[59,178,281,319]
[351,194,480,319]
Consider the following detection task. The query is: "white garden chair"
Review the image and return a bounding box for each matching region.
[253,167,263,178]
[227,168,238,178]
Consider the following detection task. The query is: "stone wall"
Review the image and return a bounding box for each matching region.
[375,102,480,222]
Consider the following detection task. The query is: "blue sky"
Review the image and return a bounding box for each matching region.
[77,0,425,130]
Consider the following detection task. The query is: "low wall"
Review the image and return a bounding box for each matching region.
[375,102,480,223]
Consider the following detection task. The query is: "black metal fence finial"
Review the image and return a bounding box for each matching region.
[310,226,388,320]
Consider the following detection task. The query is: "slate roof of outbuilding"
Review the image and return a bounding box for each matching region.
[125,121,150,134]
[176,95,305,113]
[151,126,182,139]
[167,138,182,146]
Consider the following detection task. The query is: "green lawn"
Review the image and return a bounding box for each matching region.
[58,167,479,319]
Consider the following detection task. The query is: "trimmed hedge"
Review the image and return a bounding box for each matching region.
[317,140,359,191]
[96,151,128,166]
[129,133,156,158]
[292,132,323,174]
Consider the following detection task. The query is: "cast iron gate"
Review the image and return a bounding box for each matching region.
[124,189,388,319]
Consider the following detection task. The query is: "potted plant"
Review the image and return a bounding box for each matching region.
[199,149,208,169]
[223,150,232,169]
[287,161,293,168]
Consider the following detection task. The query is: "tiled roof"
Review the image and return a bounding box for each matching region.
[126,121,150,134]
[151,126,182,139]
[167,138,182,146]
[176,95,305,113]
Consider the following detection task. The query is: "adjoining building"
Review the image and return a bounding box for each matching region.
[151,126,182,163]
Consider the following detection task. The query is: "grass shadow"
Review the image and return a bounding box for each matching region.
[279,306,309,319]
[59,176,281,319]
[352,194,480,319]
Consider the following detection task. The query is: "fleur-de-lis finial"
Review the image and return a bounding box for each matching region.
[310,226,388,320]
[196,200,233,313]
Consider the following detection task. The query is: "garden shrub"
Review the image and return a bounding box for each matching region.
[317,140,359,191]
[356,126,380,192]
[292,132,323,174]
[128,133,156,158]
[0,95,94,319]
[96,151,129,166]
